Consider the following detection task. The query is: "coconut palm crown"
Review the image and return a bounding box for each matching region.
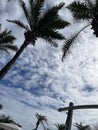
[62,0,98,61]
[0,0,70,79]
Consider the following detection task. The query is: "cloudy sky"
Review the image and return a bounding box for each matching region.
[1,0,98,130]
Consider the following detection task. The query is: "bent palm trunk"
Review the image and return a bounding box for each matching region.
[0,40,29,79]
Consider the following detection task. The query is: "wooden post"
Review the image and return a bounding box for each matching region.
[65,102,74,130]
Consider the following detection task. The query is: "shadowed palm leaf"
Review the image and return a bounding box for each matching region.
[67,1,93,20]
[0,0,70,79]
[62,24,90,61]
[0,26,17,54]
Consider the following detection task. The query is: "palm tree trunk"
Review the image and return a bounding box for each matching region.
[0,40,29,79]
[35,121,40,130]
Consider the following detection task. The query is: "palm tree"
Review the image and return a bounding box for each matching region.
[55,123,65,130]
[74,122,91,130]
[0,25,17,54]
[0,105,21,128]
[0,115,21,127]
[62,0,98,60]
[0,0,70,79]
[34,113,47,130]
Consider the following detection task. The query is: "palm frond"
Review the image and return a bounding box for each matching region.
[62,24,91,61]
[0,35,16,44]
[36,2,65,29]
[28,0,45,30]
[42,36,58,47]
[47,18,70,29]
[19,0,30,24]
[0,27,18,53]
[0,29,11,38]
[7,19,29,30]
[37,16,70,32]
[0,29,16,44]
[62,34,76,61]
[39,29,65,41]
[0,44,18,53]
[67,1,93,20]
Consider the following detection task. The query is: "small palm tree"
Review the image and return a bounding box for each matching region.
[34,113,47,130]
[62,0,98,60]
[0,115,21,128]
[0,0,70,79]
[74,122,91,130]
[0,25,17,54]
[55,123,65,130]
[0,105,21,128]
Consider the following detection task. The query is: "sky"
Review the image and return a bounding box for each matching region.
[1,0,98,130]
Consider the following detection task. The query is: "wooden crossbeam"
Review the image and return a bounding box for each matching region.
[58,105,98,112]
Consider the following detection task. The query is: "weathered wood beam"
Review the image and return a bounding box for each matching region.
[58,105,98,112]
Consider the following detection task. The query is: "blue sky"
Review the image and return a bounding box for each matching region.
[1,0,98,130]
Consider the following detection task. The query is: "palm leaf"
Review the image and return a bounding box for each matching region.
[62,35,76,61]
[41,36,58,47]
[0,27,18,53]
[67,1,93,20]
[7,19,29,30]
[36,2,65,29]
[28,0,45,30]
[0,44,18,51]
[0,44,18,54]
[0,35,16,44]
[19,0,30,25]
[37,17,70,32]
[0,29,11,38]
[39,29,65,40]
[46,18,70,29]
[62,24,91,61]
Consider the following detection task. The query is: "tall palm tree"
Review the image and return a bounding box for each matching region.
[0,25,17,54]
[0,0,70,79]
[74,122,91,130]
[34,113,47,130]
[62,0,98,60]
